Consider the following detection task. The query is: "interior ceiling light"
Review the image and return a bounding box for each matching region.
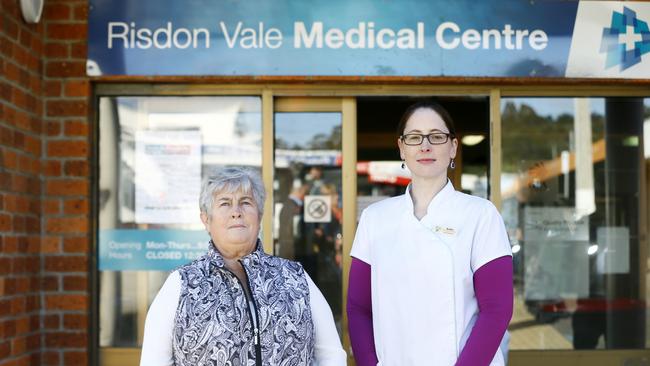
[461,135,485,146]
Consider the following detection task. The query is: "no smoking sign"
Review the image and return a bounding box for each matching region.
[304,195,331,223]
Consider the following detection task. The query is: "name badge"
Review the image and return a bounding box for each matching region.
[434,226,456,236]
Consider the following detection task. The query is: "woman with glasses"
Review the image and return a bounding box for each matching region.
[347,101,513,366]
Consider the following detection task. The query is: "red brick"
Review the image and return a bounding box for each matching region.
[45,61,85,78]
[25,293,40,312]
[14,46,38,73]
[63,314,87,330]
[3,16,19,41]
[63,198,87,214]
[14,277,28,293]
[47,24,87,41]
[44,315,60,330]
[45,120,61,136]
[45,179,88,196]
[44,80,62,97]
[12,215,25,232]
[10,297,25,314]
[0,213,11,231]
[12,109,31,130]
[28,74,41,94]
[43,199,61,214]
[0,341,10,360]
[71,42,87,59]
[43,3,71,20]
[25,216,40,233]
[64,160,88,176]
[5,62,20,84]
[30,35,42,55]
[73,3,88,20]
[44,42,69,58]
[26,334,40,352]
[44,160,61,176]
[63,236,88,254]
[46,100,87,117]
[64,351,88,366]
[17,155,36,175]
[41,275,59,291]
[14,317,29,335]
[12,130,24,149]
[0,171,12,189]
[44,331,87,348]
[0,258,10,276]
[10,336,26,356]
[23,135,40,156]
[41,236,61,253]
[45,294,87,311]
[29,117,42,135]
[63,80,89,97]
[18,30,32,50]
[45,216,88,234]
[25,236,39,254]
[63,120,87,136]
[42,351,60,365]
[0,126,13,146]
[11,87,28,110]
[47,140,88,157]
[4,236,18,252]
[3,278,15,294]
[63,274,87,290]
[13,109,31,131]
[45,255,87,272]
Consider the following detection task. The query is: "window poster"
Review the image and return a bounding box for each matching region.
[135,130,202,224]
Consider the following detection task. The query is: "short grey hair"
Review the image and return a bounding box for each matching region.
[199,167,266,218]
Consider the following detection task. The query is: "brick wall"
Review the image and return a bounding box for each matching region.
[1,0,46,364]
[41,0,90,364]
[1,0,91,365]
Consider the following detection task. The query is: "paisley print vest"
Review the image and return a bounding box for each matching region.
[172,241,315,366]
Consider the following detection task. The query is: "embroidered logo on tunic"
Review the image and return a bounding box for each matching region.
[434,226,456,235]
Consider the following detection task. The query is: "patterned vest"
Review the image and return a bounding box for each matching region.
[172,241,315,366]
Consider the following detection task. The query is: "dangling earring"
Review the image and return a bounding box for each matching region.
[401,161,406,169]
[449,159,455,169]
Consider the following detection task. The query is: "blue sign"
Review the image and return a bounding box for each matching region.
[87,1,650,78]
[99,229,210,271]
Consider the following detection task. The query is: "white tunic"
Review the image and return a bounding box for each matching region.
[350,180,512,366]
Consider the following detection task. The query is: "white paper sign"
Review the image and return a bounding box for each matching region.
[304,195,331,223]
[135,130,202,224]
[523,206,589,241]
[596,226,630,274]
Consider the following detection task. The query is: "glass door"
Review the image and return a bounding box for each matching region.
[272,98,350,338]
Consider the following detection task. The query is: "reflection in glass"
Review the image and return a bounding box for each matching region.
[98,96,262,347]
[273,112,343,335]
[501,97,648,350]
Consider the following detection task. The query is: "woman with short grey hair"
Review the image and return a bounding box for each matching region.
[141,166,346,366]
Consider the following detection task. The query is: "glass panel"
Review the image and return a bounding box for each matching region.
[501,97,648,350]
[98,96,262,347]
[273,112,343,335]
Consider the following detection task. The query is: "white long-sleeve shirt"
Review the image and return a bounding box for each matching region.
[140,270,347,365]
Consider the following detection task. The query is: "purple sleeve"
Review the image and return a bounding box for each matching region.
[456,256,513,366]
[347,257,379,366]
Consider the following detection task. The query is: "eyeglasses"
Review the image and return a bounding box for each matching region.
[400,132,453,146]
